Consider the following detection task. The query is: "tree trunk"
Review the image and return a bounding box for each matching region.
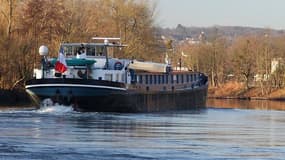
[7,0,13,39]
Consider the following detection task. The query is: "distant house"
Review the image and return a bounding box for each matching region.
[253,74,269,82]
[271,58,283,73]
[185,37,200,44]
[254,58,284,82]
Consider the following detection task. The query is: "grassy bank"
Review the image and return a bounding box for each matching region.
[208,82,285,100]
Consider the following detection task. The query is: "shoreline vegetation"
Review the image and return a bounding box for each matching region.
[0,89,31,106]
[208,81,285,101]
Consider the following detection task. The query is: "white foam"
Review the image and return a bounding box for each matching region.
[37,104,74,115]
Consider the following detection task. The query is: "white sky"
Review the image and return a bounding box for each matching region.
[156,0,285,29]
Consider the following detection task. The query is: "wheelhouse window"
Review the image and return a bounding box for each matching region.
[62,44,100,57]
[63,46,73,57]
[107,47,114,58]
[95,46,105,56]
[85,45,95,56]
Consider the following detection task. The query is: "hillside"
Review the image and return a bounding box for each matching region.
[156,24,285,41]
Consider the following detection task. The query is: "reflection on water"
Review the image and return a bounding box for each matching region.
[207,98,285,110]
[0,105,285,159]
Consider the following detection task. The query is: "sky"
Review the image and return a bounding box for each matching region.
[156,0,285,29]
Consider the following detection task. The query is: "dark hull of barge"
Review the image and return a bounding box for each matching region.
[25,78,208,112]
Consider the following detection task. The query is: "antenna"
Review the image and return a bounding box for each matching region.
[92,37,128,47]
[92,37,120,41]
[92,37,121,45]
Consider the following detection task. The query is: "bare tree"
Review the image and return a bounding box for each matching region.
[0,0,17,39]
[231,37,256,90]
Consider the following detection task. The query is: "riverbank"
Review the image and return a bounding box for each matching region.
[0,89,31,106]
[3,82,285,108]
[208,82,285,101]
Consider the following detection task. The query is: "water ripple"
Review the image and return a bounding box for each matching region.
[0,106,285,159]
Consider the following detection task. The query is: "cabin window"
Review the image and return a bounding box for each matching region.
[166,75,169,84]
[171,75,174,84]
[130,70,136,83]
[105,74,112,81]
[146,86,149,91]
[145,75,149,84]
[133,74,137,83]
[194,74,197,81]
[162,75,165,84]
[136,75,139,83]
[190,74,193,82]
[186,74,189,82]
[138,75,143,84]
[158,75,161,84]
[121,74,125,82]
[154,75,157,84]
[176,75,179,84]
[181,74,184,83]
[116,74,120,82]
[150,75,153,84]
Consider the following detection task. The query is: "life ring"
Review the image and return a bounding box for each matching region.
[114,61,123,70]
[77,70,87,79]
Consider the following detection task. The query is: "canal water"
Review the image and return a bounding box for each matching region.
[1,100,285,160]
